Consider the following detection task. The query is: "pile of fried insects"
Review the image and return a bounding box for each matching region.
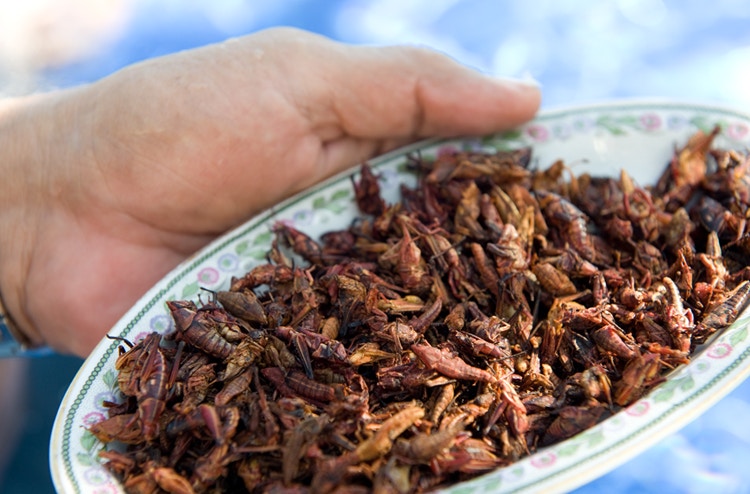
[92,127,750,494]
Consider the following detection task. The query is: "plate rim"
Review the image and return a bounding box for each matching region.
[50,98,750,494]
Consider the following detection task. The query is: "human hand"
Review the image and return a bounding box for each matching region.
[0,27,540,357]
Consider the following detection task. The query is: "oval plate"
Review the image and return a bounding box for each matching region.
[51,100,750,494]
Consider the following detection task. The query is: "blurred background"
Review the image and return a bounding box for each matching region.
[1,1,750,493]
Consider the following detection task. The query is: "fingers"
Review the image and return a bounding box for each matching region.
[282,33,541,140]
[221,27,541,199]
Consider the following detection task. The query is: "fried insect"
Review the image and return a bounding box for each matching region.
[95,129,750,493]
[411,342,496,383]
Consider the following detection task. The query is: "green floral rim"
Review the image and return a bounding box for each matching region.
[52,100,750,494]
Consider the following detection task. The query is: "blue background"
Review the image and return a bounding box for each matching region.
[2,1,750,493]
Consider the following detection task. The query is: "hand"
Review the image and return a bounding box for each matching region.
[0,27,540,357]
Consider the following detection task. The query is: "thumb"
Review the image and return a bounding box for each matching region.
[292,37,541,140]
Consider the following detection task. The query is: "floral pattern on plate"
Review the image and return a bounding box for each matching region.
[51,101,750,494]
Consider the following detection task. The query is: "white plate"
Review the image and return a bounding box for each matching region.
[51,100,750,494]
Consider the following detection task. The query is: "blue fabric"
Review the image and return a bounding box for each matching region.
[0,313,53,358]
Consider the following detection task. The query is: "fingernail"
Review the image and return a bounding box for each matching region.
[493,72,542,89]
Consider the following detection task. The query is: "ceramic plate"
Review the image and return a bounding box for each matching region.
[51,100,750,494]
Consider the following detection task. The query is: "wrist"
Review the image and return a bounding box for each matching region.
[0,89,85,351]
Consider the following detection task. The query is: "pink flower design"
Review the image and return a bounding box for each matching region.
[727,123,749,141]
[625,400,650,417]
[92,485,118,494]
[640,113,661,131]
[530,451,557,468]
[437,145,459,157]
[82,411,106,427]
[84,467,110,485]
[707,342,732,359]
[525,125,549,142]
[132,331,151,343]
[197,267,220,285]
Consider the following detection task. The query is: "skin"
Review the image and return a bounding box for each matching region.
[0,27,540,357]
